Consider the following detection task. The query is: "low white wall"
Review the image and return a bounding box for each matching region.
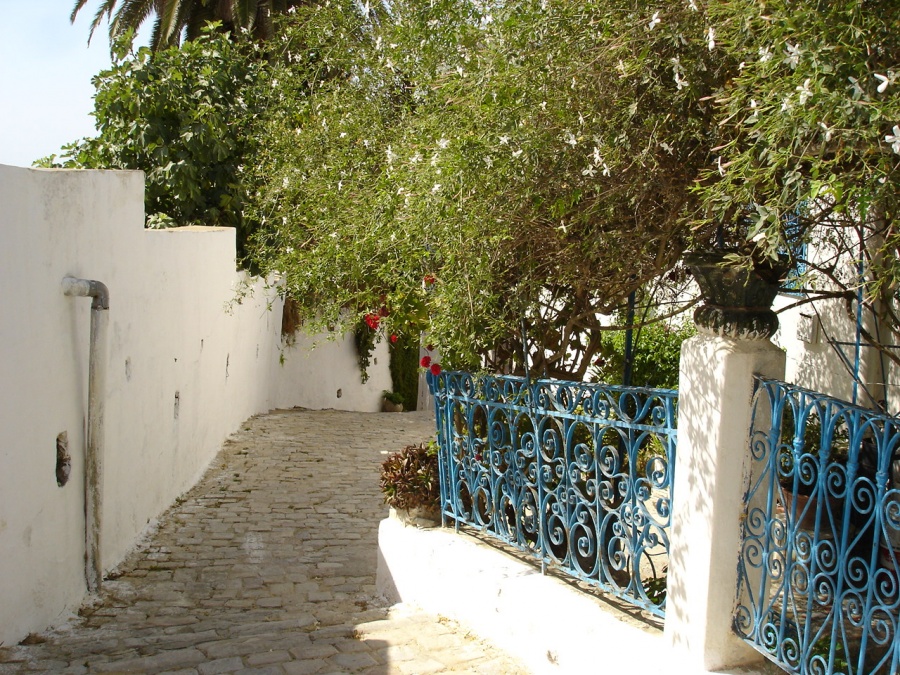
[376,517,667,675]
[0,164,390,646]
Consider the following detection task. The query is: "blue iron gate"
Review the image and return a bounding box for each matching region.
[736,378,900,674]
[428,371,677,617]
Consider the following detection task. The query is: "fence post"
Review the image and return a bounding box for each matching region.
[664,333,785,671]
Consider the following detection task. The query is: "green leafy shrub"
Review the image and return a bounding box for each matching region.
[592,321,695,389]
[382,390,405,405]
[389,333,419,411]
[380,442,439,511]
[39,27,264,258]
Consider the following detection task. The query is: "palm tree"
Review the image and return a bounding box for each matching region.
[71,0,308,51]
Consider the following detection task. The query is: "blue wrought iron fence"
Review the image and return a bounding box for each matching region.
[428,371,677,617]
[736,378,900,674]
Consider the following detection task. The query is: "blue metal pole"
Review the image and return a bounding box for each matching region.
[623,291,636,387]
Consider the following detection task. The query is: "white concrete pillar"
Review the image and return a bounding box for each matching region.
[664,334,785,672]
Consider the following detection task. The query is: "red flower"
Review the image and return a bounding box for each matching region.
[425,344,434,352]
[379,305,390,317]
[390,334,398,344]
[420,356,432,368]
[364,313,381,330]
[430,363,442,376]
[423,274,436,285]
[475,453,482,462]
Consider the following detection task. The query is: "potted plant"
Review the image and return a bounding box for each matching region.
[380,442,441,527]
[381,390,405,413]
[684,248,791,340]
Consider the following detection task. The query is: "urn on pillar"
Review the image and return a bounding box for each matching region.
[683,251,790,341]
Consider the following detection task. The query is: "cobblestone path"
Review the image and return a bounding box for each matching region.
[0,410,528,674]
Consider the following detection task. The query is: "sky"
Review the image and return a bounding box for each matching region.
[0,3,148,168]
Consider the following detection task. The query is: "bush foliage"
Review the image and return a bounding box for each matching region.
[380,443,440,511]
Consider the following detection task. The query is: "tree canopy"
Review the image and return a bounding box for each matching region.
[56,0,900,377]
[247,0,730,373]
[39,27,265,255]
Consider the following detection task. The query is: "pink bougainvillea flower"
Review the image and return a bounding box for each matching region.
[420,356,432,368]
[390,334,398,344]
[430,363,442,376]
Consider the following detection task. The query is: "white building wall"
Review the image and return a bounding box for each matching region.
[0,165,391,646]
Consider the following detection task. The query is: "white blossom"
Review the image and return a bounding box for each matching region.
[660,142,674,155]
[688,0,698,10]
[511,149,523,158]
[499,135,510,145]
[706,27,715,51]
[648,12,661,30]
[783,43,802,69]
[582,165,596,177]
[674,72,689,90]
[875,71,896,94]
[796,78,813,105]
[431,183,442,194]
[592,147,603,164]
[438,138,450,149]
[565,132,578,147]
[758,46,773,63]
[781,95,793,113]
[484,155,494,168]
[885,125,900,154]
[386,146,397,165]
[848,76,864,99]
[747,99,759,124]
[819,122,833,143]
[601,163,611,176]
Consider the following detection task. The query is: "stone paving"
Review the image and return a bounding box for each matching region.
[0,409,528,675]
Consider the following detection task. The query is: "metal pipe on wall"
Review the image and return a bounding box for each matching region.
[62,276,109,593]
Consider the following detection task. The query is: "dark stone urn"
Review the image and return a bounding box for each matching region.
[684,251,790,340]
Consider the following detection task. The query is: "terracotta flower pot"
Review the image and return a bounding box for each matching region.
[389,506,441,528]
[382,399,404,413]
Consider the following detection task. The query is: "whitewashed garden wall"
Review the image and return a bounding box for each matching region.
[0,165,391,646]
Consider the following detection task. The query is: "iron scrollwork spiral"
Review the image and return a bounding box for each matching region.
[735,377,900,674]
[429,371,677,618]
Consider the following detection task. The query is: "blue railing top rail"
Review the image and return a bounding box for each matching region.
[428,371,678,432]
[754,376,900,422]
[753,377,900,470]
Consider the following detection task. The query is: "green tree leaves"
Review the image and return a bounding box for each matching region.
[40,28,264,256]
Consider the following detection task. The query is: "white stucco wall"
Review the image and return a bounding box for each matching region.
[0,164,390,646]
[775,293,894,412]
